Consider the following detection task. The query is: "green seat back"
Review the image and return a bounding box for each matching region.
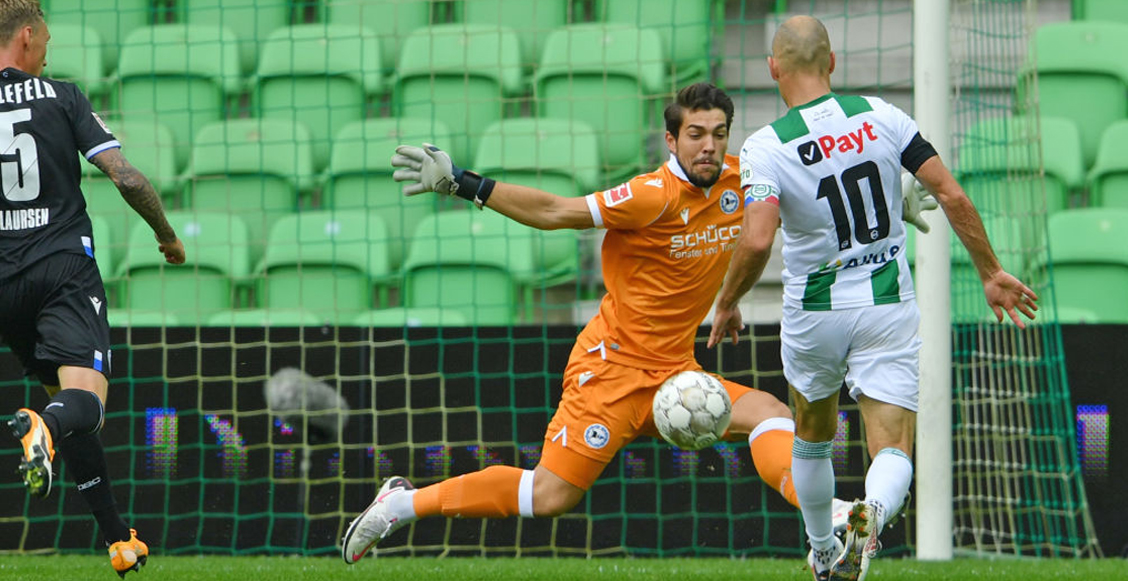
[459,0,570,68]
[89,213,113,283]
[116,25,241,171]
[256,24,384,170]
[957,116,1083,250]
[1075,0,1128,23]
[1087,120,1128,208]
[402,210,537,325]
[325,117,451,270]
[119,212,250,324]
[394,24,523,163]
[181,0,293,75]
[352,307,469,327]
[1021,22,1128,168]
[324,0,432,72]
[108,309,180,327]
[206,308,325,327]
[47,0,153,74]
[185,118,313,260]
[535,24,665,176]
[1041,209,1128,323]
[42,24,106,97]
[599,0,715,83]
[257,210,391,322]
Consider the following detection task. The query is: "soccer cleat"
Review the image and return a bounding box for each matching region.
[808,536,845,581]
[342,476,415,564]
[108,529,148,578]
[9,409,55,498]
[831,497,852,536]
[830,499,885,581]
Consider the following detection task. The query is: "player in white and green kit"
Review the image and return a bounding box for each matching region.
[709,15,1039,581]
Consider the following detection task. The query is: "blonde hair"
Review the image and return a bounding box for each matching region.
[0,0,43,46]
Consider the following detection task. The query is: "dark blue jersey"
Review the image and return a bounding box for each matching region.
[0,67,118,279]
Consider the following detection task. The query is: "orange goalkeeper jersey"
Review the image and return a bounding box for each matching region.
[578,153,745,369]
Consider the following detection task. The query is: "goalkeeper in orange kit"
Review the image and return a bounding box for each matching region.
[341,84,892,563]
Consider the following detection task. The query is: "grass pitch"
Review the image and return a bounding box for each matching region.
[0,555,1121,580]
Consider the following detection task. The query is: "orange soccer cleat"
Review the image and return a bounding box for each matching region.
[108,529,149,578]
[9,408,55,498]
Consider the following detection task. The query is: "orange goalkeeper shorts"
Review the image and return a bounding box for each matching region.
[540,342,754,490]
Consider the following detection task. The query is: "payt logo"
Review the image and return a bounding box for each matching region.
[796,121,878,166]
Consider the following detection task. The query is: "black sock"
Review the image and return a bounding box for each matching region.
[40,389,104,442]
[58,432,131,544]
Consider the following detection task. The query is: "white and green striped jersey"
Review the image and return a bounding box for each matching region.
[739,92,926,311]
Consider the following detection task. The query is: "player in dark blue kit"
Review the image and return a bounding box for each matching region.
[0,1,185,576]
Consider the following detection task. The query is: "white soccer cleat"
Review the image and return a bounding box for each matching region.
[831,497,852,536]
[808,536,844,581]
[341,476,415,564]
[829,499,885,581]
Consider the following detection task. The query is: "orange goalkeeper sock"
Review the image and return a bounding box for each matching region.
[413,465,531,519]
[749,418,800,508]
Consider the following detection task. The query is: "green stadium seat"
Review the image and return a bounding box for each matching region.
[472,117,599,285]
[598,0,718,85]
[107,309,180,327]
[42,24,106,99]
[255,210,392,323]
[183,118,314,263]
[181,0,293,75]
[1020,22,1128,168]
[47,0,153,75]
[115,24,242,172]
[458,0,570,69]
[118,211,251,325]
[1087,120,1128,209]
[401,210,538,325]
[255,24,385,171]
[394,24,524,164]
[89,213,113,284]
[1037,208,1128,324]
[1074,0,1128,23]
[535,24,666,181]
[957,115,1083,255]
[205,308,325,327]
[323,0,432,73]
[82,118,178,266]
[352,307,469,327]
[324,117,451,271]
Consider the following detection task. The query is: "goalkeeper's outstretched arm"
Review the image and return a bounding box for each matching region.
[391,143,594,231]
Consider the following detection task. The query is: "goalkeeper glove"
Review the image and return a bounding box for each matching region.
[391,143,496,209]
[902,172,939,233]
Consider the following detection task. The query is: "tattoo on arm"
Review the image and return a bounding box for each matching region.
[90,149,177,243]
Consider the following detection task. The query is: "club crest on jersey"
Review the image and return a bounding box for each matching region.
[584,424,611,449]
[719,190,740,214]
[796,121,878,165]
[603,183,633,207]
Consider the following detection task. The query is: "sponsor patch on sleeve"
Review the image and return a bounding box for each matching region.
[602,183,633,207]
[91,112,111,134]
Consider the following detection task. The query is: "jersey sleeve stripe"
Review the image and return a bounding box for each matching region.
[84,140,121,160]
[585,193,604,228]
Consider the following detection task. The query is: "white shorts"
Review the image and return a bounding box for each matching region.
[780,300,922,411]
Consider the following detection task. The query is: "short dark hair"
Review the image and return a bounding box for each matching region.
[664,83,735,138]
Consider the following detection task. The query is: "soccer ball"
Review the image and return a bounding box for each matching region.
[652,370,732,450]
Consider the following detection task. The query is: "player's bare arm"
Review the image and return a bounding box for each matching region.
[89,148,184,265]
[391,143,594,230]
[708,201,781,348]
[912,155,1038,326]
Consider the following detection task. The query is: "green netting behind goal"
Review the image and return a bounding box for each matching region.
[0,0,1100,561]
